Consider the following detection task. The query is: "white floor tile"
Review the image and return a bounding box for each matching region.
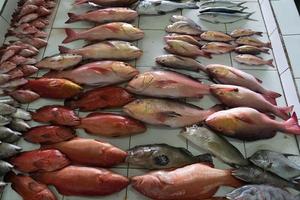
[1,0,18,24]
[0,16,9,45]
[283,35,300,78]
[260,0,277,34]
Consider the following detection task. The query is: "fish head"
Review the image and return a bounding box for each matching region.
[206,113,240,136]
[122,23,144,38]
[166,39,185,50]
[126,72,155,92]
[210,84,240,99]
[123,99,150,117]
[155,55,169,65]
[111,62,139,79]
[249,150,270,168]
[226,185,260,200]
[127,44,143,58]
[232,166,262,183]
[126,146,154,166]
[206,65,230,78]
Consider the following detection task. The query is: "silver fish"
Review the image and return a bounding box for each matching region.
[0,142,22,159]
[0,96,19,107]
[0,127,20,140]
[166,21,202,35]
[170,15,201,29]
[36,54,83,71]
[199,12,254,24]
[0,103,17,115]
[0,116,11,126]
[2,131,22,143]
[181,125,249,166]
[11,108,32,120]
[9,118,31,132]
[199,7,247,14]
[234,54,274,67]
[0,160,13,176]
[200,0,247,8]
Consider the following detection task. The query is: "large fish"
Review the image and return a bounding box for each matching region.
[199,12,254,24]
[65,7,138,24]
[22,78,82,99]
[0,142,22,159]
[44,61,139,86]
[126,143,213,169]
[36,54,83,71]
[206,64,281,99]
[9,149,70,173]
[42,137,127,167]
[77,112,146,137]
[123,98,223,128]
[74,0,138,6]
[205,107,300,141]
[65,86,134,111]
[210,84,292,119]
[170,15,201,30]
[59,41,142,61]
[63,23,144,43]
[126,70,210,98]
[181,125,249,166]
[132,163,242,200]
[166,21,202,35]
[32,105,80,126]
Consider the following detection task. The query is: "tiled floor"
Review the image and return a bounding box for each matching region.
[1,0,300,199]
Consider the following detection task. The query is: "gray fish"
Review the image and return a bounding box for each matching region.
[200,0,247,8]
[0,115,11,126]
[232,165,300,191]
[0,96,19,106]
[0,127,20,140]
[250,150,300,182]
[9,118,31,132]
[0,142,22,159]
[226,185,299,200]
[126,143,213,169]
[3,131,22,143]
[199,7,247,14]
[0,160,13,176]
[235,45,269,55]
[11,108,32,120]
[166,21,202,35]
[181,125,249,166]
[170,15,201,29]
[0,103,17,115]
[199,12,255,24]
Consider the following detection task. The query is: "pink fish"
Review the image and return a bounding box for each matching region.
[37,6,51,16]
[19,65,38,77]
[20,37,48,49]
[21,0,46,7]
[6,68,24,79]
[9,89,40,103]
[0,61,17,73]
[6,23,38,36]
[0,78,28,89]
[17,5,38,19]
[29,18,49,29]
[0,74,11,85]
[15,13,39,25]
[9,55,37,65]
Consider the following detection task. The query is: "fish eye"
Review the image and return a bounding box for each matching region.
[154,155,169,166]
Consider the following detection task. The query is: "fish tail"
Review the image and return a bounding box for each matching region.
[237,1,247,7]
[74,0,88,5]
[225,169,244,188]
[260,47,270,54]
[246,12,257,21]
[256,31,264,37]
[199,50,212,59]
[261,94,277,105]
[65,13,80,23]
[62,28,78,44]
[58,45,71,54]
[266,42,272,48]
[266,59,275,68]
[185,1,199,9]
[195,153,214,167]
[263,90,281,99]
[282,112,300,135]
[275,105,294,120]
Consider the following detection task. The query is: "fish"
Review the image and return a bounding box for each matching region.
[24,125,76,144]
[0,96,18,106]
[164,34,202,47]
[43,61,139,86]
[59,41,142,61]
[0,142,22,159]
[0,78,28,89]
[165,39,212,58]
[22,78,82,99]
[62,23,144,43]
[234,54,274,67]
[10,55,37,65]
[131,163,242,200]
[126,70,210,98]
[4,172,57,200]
[235,45,269,55]
[9,89,40,103]
[235,36,272,48]
[15,13,39,26]
[77,112,146,137]
[155,54,206,72]
[0,115,11,126]
[32,105,80,126]
[135,0,198,15]
[232,165,300,191]
[0,103,17,115]
[202,42,236,54]
[9,149,70,173]
[0,127,21,140]
[0,74,11,85]
[64,86,134,111]
[65,8,138,24]
[9,118,31,132]
[210,84,292,119]
[20,37,48,49]
[166,21,202,35]
[226,185,300,200]
[36,54,83,71]
[199,1,247,8]
[28,18,49,29]
[5,69,23,80]
[11,108,32,120]
[126,143,213,169]
[205,107,300,141]
[200,31,233,42]
[32,165,129,196]
[249,150,300,181]
[206,64,281,99]
[0,61,17,73]
[181,125,249,166]
[17,4,38,18]
[199,12,254,24]
[42,137,127,167]
[74,0,138,7]
[199,7,247,14]
[2,131,22,143]
[0,160,13,176]
[123,98,223,128]
[170,15,201,30]
[230,28,263,38]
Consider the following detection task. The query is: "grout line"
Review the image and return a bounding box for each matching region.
[281,33,300,36]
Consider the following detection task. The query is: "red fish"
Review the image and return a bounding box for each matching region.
[22,78,82,99]
[24,125,76,144]
[65,86,134,111]
[32,165,129,196]
[42,137,127,167]
[9,149,70,173]
[32,105,80,126]
[9,89,40,103]
[77,112,146,137]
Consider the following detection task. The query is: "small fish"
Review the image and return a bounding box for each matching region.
[235,54,274,67]
[200,31,233,42]
[0,127,21,140]
[29,18,49,29]
[62,23,144,43]
[0,61,17,73]
[249,150,300,181]
[235,36,272,48]
[181,125,249,166]
[166,21,202,35]
[0,96,19,107]
[165,39,212,58]
[20,37,48,49]
[74,0,138,6]
[205,107,300,141]
[32,105,80,126]
[17,4,38,18]
[164,34,202,47]
[235,45,269,55]
[36,54,83,71]
[126,143,213,169]
[9,89,40,103]
[226,185,300,200]
[24,125,76,144]
[0,115,11,126]
[202,42,236,54]
[199,1,247,8]
[9,118,31,132]
[0,103,17,115]
[5,69,23,80]
[0,160,13,176]
[0,142,22,159]
[0,74,11,85]
[0,78,28,89]
[0,182,6,192]
[2,131,22,143]
[11,108,32,120]
[15,13,39,25]
[123,98,223,128]
[230,28,263,38]
[199,12,254,24]
[170,15,201,30]
[199,7,246,14]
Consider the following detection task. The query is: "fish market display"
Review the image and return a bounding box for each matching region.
[74,0,138,7]
[65,86,134,111]
[202,42,236,54]
[42,137,127,167]
[0,142,22,159]
[205,107,300,141]
[44,61,139,86]
[126,70,210,98]
[166,21,202,35]
[230,28,263,38]
[132,163,242,200]
[235,36,272,48]
[164,34,202,47]
[234,54,274,67]
[181,125,249,166]
[126,143,213,169]
[77,112,146,137]
[199,12,254,24]
[200,31,233,42]
[59,40,142,61]
[9,149,70,173]
[65,7,138,24]
[235,45,269,55]
[32,165,129,196]
[123,98,223,128]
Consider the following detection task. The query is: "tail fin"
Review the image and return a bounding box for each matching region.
[246,12,257,21]
[260,47,270,54]
[275,105,294,120]
[225,169,244,188]
[199,50,212,59]
[261,94,277,106]
[186,1,199,9]
[256,31,263,37]
[266,42,272,49]
[59,45,71,54]
[264,90,281,99]
[65,13,80,23]
[237,2,247,7]
[74,0,88,5]
[282,112,300,135]
[62,28,78,44]
[266,59,275,68]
